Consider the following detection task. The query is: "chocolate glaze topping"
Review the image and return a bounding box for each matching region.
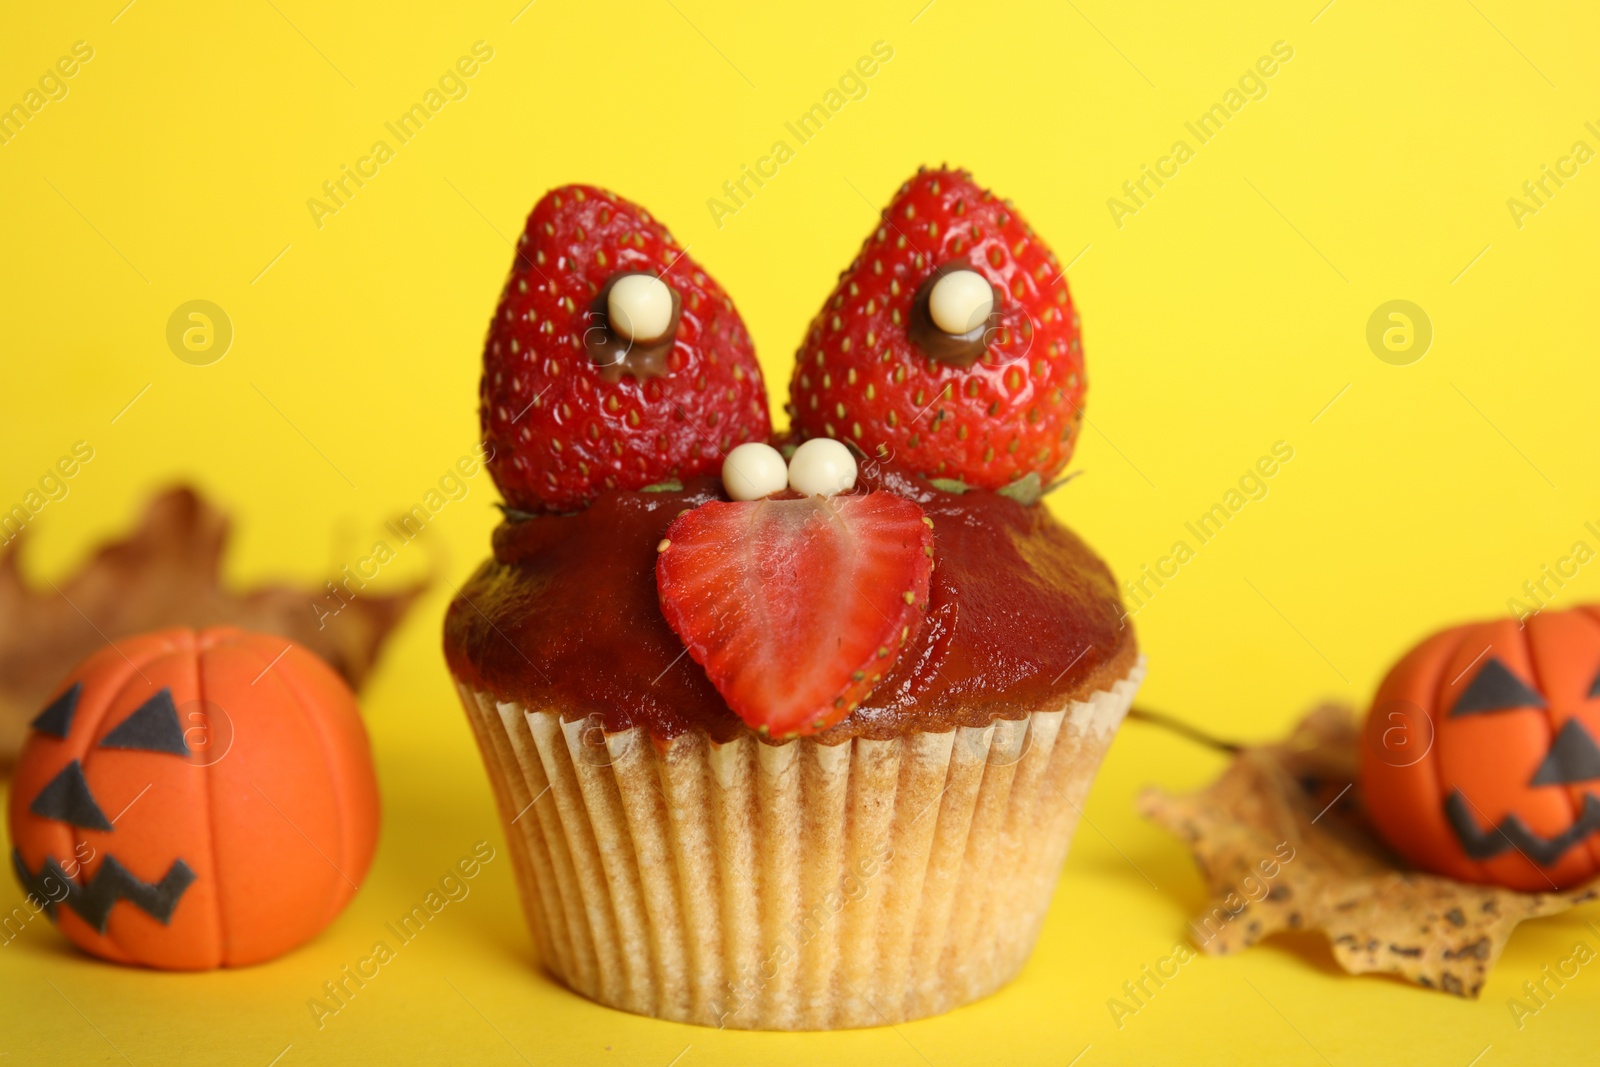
[444,465,1136,745]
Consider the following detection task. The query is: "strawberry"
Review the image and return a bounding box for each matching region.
[655,491,933,737]
[787,167,1085,491]
[481,185,772,512]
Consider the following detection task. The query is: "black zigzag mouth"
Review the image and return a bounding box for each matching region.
[1444,790,1600,867]
[12,849,196,934]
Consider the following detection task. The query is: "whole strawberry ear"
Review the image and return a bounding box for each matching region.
[482,185,772,513]
[655,492,933,737]
[787,167,1085,491]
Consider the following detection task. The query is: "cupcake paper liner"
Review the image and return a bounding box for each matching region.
[455,656,1144,1030]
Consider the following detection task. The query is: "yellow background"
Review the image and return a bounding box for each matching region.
[3,0,1598,1062]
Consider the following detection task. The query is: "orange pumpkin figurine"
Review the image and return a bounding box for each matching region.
[8,627,380,968]
[1361,605,1600,891]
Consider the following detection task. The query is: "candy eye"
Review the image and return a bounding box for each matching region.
[927,269,994,335]
[1451,657,1545,717]
[908,264,1001,367]
[721,442,788,501]
[607,273,675,343]
[585,272,682,381]
[787,438,857,497]
[718,439,859,501]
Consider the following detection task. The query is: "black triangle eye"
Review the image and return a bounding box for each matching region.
[99,689,189,756]
[31,683,81,739]
[1530,719,1600,786]
[1451,657,1546,716]
[1589,665,1600,700]
[29,760,111,831]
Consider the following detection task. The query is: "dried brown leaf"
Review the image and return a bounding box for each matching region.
[1139,703,1600,998]
[0,486,426,765]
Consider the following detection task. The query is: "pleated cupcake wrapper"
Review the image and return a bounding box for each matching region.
[456,656,1144,1031]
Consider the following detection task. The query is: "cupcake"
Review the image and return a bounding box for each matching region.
[445,171,1142,1030]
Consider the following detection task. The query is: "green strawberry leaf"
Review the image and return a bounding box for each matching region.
[927,478,971,495]
[996,472,1043,506]
[497,503,540,522]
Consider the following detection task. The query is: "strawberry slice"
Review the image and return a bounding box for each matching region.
[655,491,933,737]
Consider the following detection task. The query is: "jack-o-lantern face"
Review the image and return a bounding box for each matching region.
[1361,605,1600,891]
[7,627,380,969]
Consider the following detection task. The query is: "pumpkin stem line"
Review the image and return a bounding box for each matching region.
[1126,706,1243,754]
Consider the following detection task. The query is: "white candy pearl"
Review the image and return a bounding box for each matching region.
[788,438,858,497]
[607,274,674,342]
[721,442,788,501]
[928,269,994,335]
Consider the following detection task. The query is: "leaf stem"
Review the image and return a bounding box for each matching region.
[1127,706,1243,754]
